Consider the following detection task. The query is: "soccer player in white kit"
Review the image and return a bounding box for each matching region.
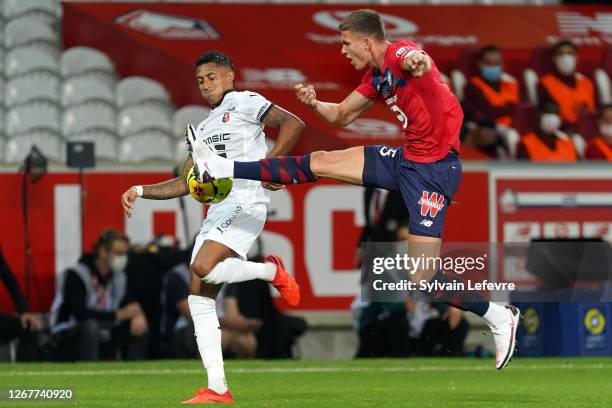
[120,50,304,404]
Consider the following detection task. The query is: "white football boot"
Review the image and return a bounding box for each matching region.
[185,124,216,183]
[490,305,521,369]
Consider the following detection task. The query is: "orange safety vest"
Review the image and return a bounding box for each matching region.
[470,76,519,126]
[521,132,577,162]
[591,137,612,161]
[539,73,595,124]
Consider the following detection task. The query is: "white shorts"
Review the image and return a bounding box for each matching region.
[190,201,267,264]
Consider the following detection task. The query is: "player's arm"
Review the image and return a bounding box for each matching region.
[262,105,305,157]
[120,155,193,218]
[295,85,373,127]
[401,50,432,77]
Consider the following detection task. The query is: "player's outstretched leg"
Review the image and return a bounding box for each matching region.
[187,126,365,186]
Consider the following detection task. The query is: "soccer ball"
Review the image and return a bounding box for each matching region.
[186,165,233,204]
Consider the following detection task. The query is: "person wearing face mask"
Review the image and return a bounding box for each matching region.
[516,101,578,162]
[537,40,595,129]
[585,104,612,161]
[463,45,520,158]
[49,229,149,361]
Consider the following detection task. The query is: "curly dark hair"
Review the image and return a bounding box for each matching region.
[195,50,234,70]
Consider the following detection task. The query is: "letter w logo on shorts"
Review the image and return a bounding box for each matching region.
[418,191,445,218]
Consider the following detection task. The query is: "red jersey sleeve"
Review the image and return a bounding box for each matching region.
[355,69,378,101]
[388,41,423,72]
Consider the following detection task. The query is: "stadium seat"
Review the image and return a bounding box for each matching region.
[5,46,59,78]
[4,17,59,49]
[117,105,173,138]
[115,76,172,109]
[0,108,5,135]
[61,75,115,107]
[450,47,480,102]
[523,46,556,105]
[5,72,60,106]
[173,105,210,138]
[65,130,119,162]
[576,110,599,140]
[62,102,117,136]
[3,0,62,24]
[60,47,115,78]
[6,101,60,137]
[594,46,612,105]
[174,138,189,162]
[118,131,174,163]
[512,103,538,136]
[4,131,63,163]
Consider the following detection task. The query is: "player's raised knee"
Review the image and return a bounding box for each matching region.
[190,258,218,280]
[309,150,331,177]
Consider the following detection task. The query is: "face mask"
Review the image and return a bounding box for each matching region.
[109,255,128,274]
[601,124,612,141]
[481,65,502,82]
[555,54,577,75]
[540,114,561,133]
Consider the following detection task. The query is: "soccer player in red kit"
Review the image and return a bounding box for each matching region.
[189,9,520,369]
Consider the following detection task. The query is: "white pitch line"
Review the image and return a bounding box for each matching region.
[1,363,610,377]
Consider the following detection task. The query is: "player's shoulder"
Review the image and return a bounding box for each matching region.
[389,40,420,58]
[233,90,268,103]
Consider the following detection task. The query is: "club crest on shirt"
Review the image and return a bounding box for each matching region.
[373,67,407,98]
[222,111,231,123]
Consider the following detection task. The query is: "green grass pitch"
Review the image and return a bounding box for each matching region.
[1,358,611,407]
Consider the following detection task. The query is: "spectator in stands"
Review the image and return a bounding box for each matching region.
[0,247,42,361]
[517,101,578,162]
[161,261,262,359]
[50,229,149,361]
[462,45,519,158]
[537,40,595,131]
[585,104,612,161]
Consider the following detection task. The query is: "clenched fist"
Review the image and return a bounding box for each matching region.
[294,83,318,108]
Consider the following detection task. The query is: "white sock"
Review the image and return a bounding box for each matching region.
[483,302,508,328]
[188,295,227,394]
[202,258,276,284]
[209,156,234,179]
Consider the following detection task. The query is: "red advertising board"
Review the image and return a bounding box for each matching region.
[0,168,487,314]
[491,166,612,285]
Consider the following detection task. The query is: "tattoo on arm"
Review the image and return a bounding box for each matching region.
[142,156,193,199]
[263,105,305,157]
[262,105,303,129]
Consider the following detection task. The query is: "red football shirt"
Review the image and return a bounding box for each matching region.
[355,41,462,162]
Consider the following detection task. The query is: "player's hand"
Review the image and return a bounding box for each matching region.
[294,84,317,108]
[404,52,432,77]
[121,188,138,218]
[130,314,148,337]
[261,182,285,191]
[20,313,42,332]
[245,318,262,331]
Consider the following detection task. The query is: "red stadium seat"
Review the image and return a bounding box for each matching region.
[576,110,599,141]
[594,46,612,105]
[512,103,538,136]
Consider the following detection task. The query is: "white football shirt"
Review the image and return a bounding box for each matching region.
[195,90,272,205]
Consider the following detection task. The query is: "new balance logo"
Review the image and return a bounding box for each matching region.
[420,219,433,227]
[418,191,445,218]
